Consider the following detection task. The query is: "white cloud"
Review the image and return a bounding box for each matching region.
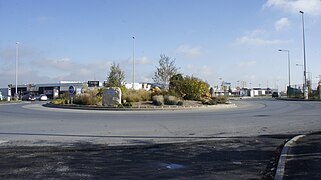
[237,36,285,45]
[236,29,287,45]
[176,44,203,58]
[275,17,290,31]
[37,59,109,83]
[45,58,75,70]
[264,0,321,16]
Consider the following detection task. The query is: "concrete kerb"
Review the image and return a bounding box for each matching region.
[274,134,306,180]
[276,97,321,101]
[43,103,237,111]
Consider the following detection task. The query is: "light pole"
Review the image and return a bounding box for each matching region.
[15,42,19,99]
[300,10,308,99]
[132,36,135,89]
[278,49,291,88]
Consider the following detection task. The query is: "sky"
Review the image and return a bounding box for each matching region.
[0,0,321,90]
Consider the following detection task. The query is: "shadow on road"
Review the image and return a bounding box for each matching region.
[0,135,292,179]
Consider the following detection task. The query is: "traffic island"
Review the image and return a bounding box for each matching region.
[43,101,236,111]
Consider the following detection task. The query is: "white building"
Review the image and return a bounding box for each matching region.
[124,83,151,91]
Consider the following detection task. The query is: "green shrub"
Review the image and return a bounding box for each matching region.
[51,98,69,105]
[169,75,210,101]
[152,95,164,106]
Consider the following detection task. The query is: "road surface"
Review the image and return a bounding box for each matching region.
[1,98,320,146]
[1,98,321,179]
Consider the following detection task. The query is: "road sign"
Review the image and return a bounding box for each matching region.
[88,81,99,87]
[68,86,75,95]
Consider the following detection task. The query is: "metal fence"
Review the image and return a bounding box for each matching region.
[288,83,320,98]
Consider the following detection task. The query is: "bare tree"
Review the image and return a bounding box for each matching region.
[153,54,179,87]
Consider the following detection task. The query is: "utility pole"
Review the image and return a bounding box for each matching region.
[15,42,19,99]
[300,11,308,99]
[132,36,135,89]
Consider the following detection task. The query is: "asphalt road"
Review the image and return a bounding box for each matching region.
[1,98,321,146]
[1,98,321,178]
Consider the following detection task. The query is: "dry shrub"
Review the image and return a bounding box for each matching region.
[164,95,178,105]
[212,96,228,104]
[74,93,99,105]
[152,95,164,106]
[122,89,151,102]
[74,88,101,105]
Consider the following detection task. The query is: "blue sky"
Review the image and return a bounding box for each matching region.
[1,0,321,90]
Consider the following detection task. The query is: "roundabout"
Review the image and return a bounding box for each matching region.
[2,98,321,178]
[1,98,321,146]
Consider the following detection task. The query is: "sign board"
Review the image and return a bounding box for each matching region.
[68,86,75,95]
[223,82,231,86]
[88,81,99,87]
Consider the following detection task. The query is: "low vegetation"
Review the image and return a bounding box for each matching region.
[122,89,151,103]
[51,93,70,105]
[50,65,229,106]
[152,95,164,106]
[201,96,228,105]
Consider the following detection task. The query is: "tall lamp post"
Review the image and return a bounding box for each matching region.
[132,36,135,89]
[300,11,308,99]
[15,42,20,99]
[278,49,291,96]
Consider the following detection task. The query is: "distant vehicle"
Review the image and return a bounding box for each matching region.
[272,92,279,98]
[22,94,35,101]
[39,94,48,101]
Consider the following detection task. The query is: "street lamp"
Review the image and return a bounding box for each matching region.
[15,42,19,99]
[278,49,291,88]
[132,36,135,89]
[300,10,308,99]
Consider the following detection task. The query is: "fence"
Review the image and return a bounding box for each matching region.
[288,83,320,99]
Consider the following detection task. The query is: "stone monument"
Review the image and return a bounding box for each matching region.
[102,87,122,107]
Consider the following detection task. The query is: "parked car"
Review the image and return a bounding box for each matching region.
[39,94,48,101]
[22,94,35,101]
[272,92,279,98]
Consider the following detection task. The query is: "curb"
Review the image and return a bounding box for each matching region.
[274,134,305,180]
[276,98,321,101]
[43,103,237,111]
